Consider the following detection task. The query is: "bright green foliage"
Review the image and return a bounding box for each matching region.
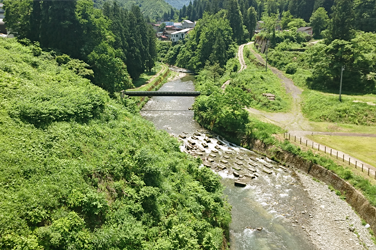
[176,12,236,71]
[281,10,294,29]
[310,7,329,38]
[0,38,231,249]
[287,18,306,29]
[227,0,244,44]
[309,33,376,93]
[302,91,376,125]
[325,0,355,43]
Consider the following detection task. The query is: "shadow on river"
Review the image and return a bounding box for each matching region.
[140,73,316,249]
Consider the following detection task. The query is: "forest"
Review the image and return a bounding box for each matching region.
[3,0,157,94]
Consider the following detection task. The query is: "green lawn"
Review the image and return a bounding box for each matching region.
[307,135,376,167]
[132,62,163,88]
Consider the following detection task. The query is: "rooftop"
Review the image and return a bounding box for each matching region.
[171,28,192,35]
[183,20,193,24]
[297,27,312,31]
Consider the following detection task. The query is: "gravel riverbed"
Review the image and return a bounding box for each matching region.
[297,171,376,250]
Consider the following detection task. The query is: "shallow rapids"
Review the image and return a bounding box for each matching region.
[140,73,315,249]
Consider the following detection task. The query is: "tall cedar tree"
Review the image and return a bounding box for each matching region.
[227,0,244,44]
[326,0,355,43]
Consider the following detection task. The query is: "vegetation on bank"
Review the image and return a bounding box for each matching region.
[4,0,157,93]
[0,38,231,249]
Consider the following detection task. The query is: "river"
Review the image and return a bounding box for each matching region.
[141,73,315,249]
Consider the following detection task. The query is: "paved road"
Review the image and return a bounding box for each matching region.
[246,42,376,172]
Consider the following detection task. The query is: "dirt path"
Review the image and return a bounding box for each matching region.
[246,42,376,172]
[221,42,251,90]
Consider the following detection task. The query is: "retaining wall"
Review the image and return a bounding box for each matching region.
[250,139,376,234]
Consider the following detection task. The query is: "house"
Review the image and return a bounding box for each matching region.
[297,27,313,36]
[152,23,161,32]
[255,21,264,34]
[0,3,6,35]
[182,20,195,29]
[174,22,182,29]
[170,28,191,43]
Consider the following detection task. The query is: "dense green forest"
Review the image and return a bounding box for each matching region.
[0,38,231,249]
[3,0,157,94]
[164,0,192,9]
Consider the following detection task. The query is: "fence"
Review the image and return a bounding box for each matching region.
[284,133,376,179]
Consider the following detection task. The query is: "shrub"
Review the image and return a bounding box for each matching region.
[285,63,298,74]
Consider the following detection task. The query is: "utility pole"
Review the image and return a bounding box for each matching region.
[339,66,345,102]
[265,43,268,72]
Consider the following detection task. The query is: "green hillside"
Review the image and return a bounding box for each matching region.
[0,38,230,249]
[164,0,191,9]
[95,0,174,19]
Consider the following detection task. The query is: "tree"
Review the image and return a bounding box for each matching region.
[325,0,355,43]
[354,0,376,32]
[287,18,306,29]
[310,7,329,38]
[281,10,293,29]
[227,0,244,44]
[246,6,257,39]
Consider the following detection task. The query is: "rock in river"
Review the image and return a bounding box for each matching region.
[234,181,246,187]
[188,139,195,145]
[209,154,216,158]
[220,160,228,164]
[179,134,187,139]
[202,142,208,148]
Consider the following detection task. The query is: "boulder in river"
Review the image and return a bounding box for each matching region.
[217,140,224,145]
[233,171,240,177]
[236,156,244,160]
[203,161,211,168]
[188,139,195,145]
[263,168,273,174]
[208,158,215,162]
[220,160,228,164]
[192,135,198,140]
[234,181,246,187]
[248,167,257,172]
[218,165,226,170]
[233,166,241,171]
[235,161,243,165]
[194,132,201,136]
[202,142,208,148]
[224,155,230,159]
[211,149,218,153]
[204,138,211,143]
[215,145,221,150]
[179,134,187,139]
[209,154,216,158]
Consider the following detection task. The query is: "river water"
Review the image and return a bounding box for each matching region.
[141,74,316,249]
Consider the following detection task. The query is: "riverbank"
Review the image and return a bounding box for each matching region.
[297,171,376,249]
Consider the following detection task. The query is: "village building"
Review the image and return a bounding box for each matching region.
[182,20,195,29]
[297,27,313,36]
[170,28,191,43]
[0,3,7,35]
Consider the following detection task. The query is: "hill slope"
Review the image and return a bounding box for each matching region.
[164,0,191,9]
[0,38,230,249]
[95,0,173,18]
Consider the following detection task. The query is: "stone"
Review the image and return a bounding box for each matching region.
[194,132,201,136]
[218,165,227,170]
[234,181,246,187]
[235,161,243,165]
[233,171,240,177]
[248,167,257,172]
[236,156,244,160]
[220,160,228,164]
[208,158,215,162]
[211,149,218,153]
[215,145,221,150]
[192,135,198,140]
[179,134,187,139]
[209,154,216,158]
[188,139,195,145]
[233,166,241,171]
[257,227,263,231]
[204,138,211,143]
[224,155,230,159]
[203,162,211,168]
[202,142,208,148]
[217,140,224,145]
[263,169,273,174]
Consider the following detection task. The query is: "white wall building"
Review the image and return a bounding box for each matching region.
[170,28,191,43]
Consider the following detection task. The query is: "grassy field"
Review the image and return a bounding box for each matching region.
[309,121,376,134]
[307,135,376,167]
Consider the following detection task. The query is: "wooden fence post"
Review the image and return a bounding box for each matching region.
[362,164,364,172]
[295,135,296,142]
[337,151,338,159]
[349,158,350,165]
[306,140,307,146]
[355,161,357,168]
[330,149,332,156]
[300,138,301,144]
[368,168,370,176]
[343,155,344,162]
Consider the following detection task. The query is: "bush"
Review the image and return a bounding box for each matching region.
[285,63,298,74]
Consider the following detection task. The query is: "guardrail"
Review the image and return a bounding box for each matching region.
[123,91,201,96]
